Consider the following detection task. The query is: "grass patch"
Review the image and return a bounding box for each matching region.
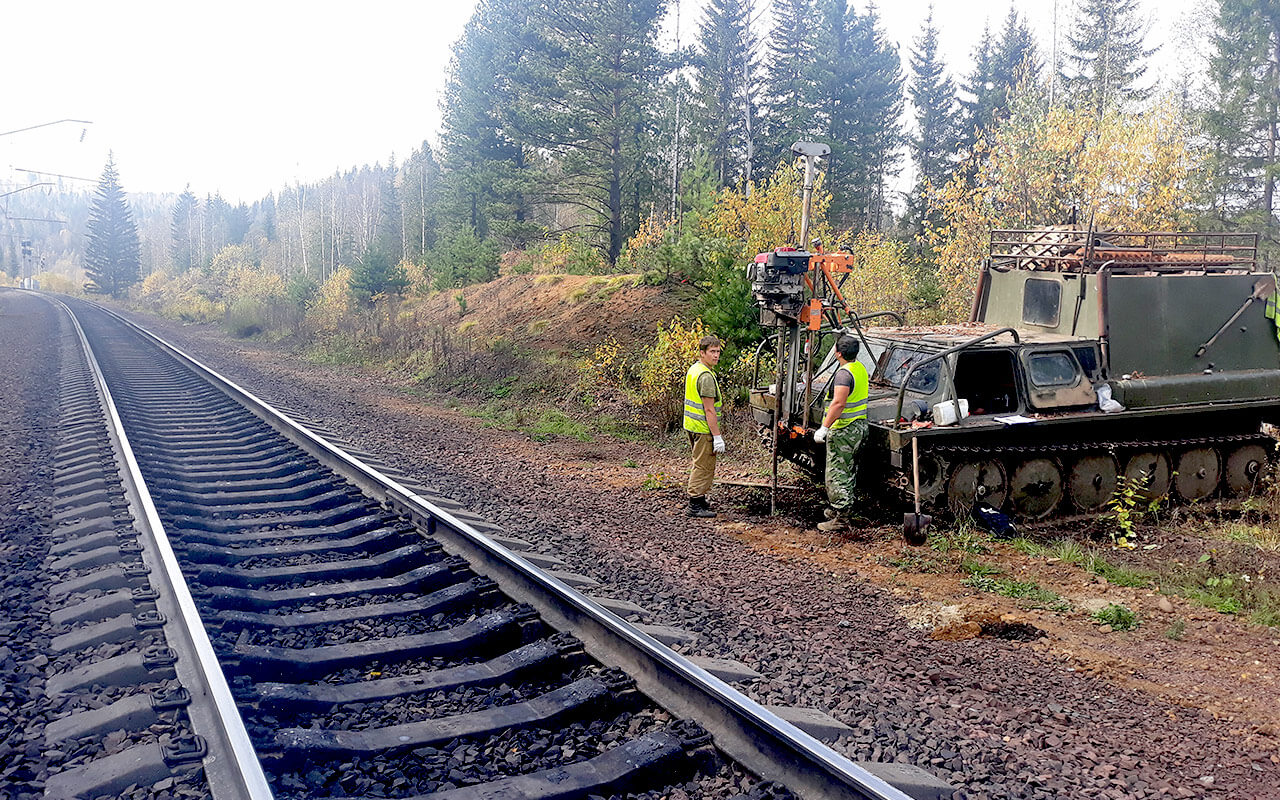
[533,274,563,286]
[1092,603,1139,631]
[1164,618,1186,640]
[458,319,479,334]
[622,458,638,468]
[1085,552,1155,588]
[929,525,991,555]
[1008,537,1044,557]
[1217,522,1280,552]
[962,569,1071,611]
[642,471,674,490]
[527,319,551,335]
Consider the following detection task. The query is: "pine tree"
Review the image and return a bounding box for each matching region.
[84,155,141,298]
[1200,0,1280,255]
[690,0,758,187]
[907,5,961,236]
[437,0,535,247]
[170,187,198,273]
[1063,0,1157,115]
[509,0,669,263]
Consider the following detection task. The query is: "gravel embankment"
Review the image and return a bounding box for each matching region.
[113,309,1280,800]
[0,292,62,799]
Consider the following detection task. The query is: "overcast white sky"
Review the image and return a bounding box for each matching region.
[2,0,1204,205]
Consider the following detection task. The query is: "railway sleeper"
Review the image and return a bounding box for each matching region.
[174,513,392,547]
[234,606,540,680]
[270,671,635,758]
[252,634,585,711]
[195,541,440,587]
[165,498,381,533]
[158,486,360,518]
[381,721,714,800]
[181,524,417,563]
[160,477,351,507]
[199,557,470,611]
[216,576,498,632]
[147,467,330,495]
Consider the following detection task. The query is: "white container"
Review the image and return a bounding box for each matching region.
[932,398,970,426]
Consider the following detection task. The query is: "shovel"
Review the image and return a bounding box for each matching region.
[903,437,932,545]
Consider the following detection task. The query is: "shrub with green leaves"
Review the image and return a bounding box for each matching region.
[1092,603,1139,631]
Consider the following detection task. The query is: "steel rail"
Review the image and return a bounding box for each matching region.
[49,295,276,800]
[79,299,913,800]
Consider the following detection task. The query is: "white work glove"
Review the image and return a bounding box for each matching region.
[712,435,726,454]
[813,426,830,444]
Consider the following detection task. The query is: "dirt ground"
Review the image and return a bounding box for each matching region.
[109,306,1280,797]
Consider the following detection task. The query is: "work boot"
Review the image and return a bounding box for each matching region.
[687,496,717,518]
[823,506,838,520]
[817,513,847,532]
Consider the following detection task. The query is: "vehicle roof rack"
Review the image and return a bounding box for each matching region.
[988,228,1259,274]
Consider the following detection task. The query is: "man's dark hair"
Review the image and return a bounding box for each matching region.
[699,335,723,352]
[836,335,860,360]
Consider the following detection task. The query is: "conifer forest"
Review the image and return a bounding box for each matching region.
[3,0,1278,346]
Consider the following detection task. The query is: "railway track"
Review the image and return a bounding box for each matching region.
[32,292,949,800]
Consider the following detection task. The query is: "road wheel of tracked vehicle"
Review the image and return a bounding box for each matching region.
[1066,453,1119,513]
[1122,451,1171,500]
[1224,443,1271,497]
[1173,447,1222,502]
[1009,458,1064,520]
[915,451,948,506]
[946,459,1007,514]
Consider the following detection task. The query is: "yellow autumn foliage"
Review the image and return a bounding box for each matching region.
[928,94,1196,320]
[703,160,835,257]
[835,232,917,319]
[308,267,354,333]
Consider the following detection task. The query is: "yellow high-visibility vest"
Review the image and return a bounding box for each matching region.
[1266,277,1280,345]
[829,361,869,430]
[682,361,721,434]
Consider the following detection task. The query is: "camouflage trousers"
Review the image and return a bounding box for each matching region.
[825,418,867,512]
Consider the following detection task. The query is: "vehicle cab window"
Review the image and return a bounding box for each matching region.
[877,347,940,393]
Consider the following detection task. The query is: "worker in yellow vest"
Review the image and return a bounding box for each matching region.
[682,335,724,517]
[813,335,869,532]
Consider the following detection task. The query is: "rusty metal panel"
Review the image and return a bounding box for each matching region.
[1107,274,1279,376]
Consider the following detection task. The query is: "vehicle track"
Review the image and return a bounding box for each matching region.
[39,295,931,800]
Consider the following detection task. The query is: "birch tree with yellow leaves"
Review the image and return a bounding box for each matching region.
[926,89,1196,321]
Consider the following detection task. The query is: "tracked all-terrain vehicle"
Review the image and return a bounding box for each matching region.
[747,152,1279,528]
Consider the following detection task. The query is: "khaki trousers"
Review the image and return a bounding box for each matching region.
[687,432,716,498]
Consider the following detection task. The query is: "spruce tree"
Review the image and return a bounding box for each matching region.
[961,11,1037,156]
[170,187,198,273]
[829,4,903,229]
[959,22,997,155]
[907,5,961,236]
[758,0,818,171]
[1200,0,1279,254]
[349,247,409,304]
[1063,0,1157,115]
[84,155,141,298]
[992,8,1039,96]
[691,0,758,187]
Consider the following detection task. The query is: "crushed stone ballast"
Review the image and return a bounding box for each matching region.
[47,294,944,800]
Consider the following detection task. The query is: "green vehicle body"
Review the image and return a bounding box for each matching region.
[749,229,1280,518]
